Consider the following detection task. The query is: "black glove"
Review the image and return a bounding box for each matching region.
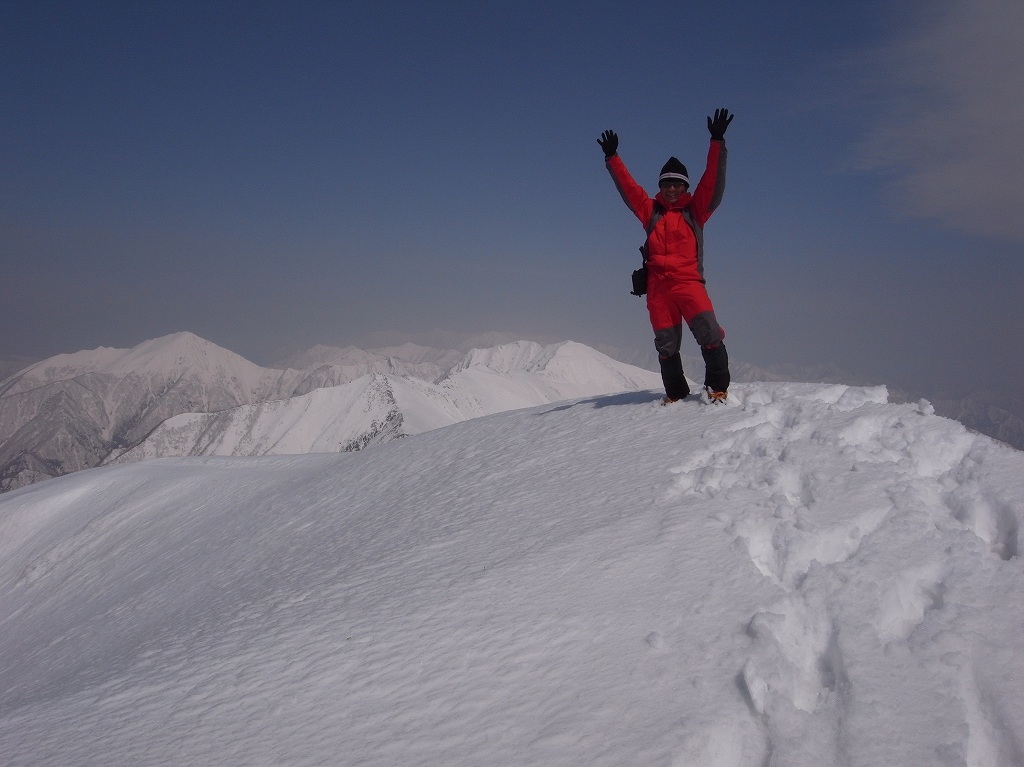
[597,130,619,159]
[707,108,733,141]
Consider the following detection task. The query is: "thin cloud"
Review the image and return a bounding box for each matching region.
[857,0,1024,241]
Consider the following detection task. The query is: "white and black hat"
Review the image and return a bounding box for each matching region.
[659,157,689,187]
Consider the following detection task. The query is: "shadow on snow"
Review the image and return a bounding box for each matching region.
[540,390,664,414]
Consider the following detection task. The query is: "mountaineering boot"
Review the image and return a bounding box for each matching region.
[659,352,690,403]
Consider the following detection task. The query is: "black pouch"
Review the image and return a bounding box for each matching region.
[632,208,661,297]
[630,265,647,296]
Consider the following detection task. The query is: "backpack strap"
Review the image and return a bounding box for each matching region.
[639,202,665,263]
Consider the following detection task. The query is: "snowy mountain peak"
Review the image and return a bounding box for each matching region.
[446,339,626,376]
[449,340,549,375]
[100,331,265,380]
[0,332,265,397]
[444,340,663,393]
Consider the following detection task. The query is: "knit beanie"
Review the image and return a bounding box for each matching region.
[659,157,689,186]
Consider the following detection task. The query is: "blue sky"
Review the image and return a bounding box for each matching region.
[2,0,1022,400]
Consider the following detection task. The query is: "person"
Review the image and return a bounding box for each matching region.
[597,108,734,404]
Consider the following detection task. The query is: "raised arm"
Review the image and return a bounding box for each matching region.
[598,130,656,225]
[689,109,732,225]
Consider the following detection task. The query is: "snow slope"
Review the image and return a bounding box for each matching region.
[106,374,463,461]
[1,382,1023,766]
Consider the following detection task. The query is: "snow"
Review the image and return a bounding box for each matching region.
[2,334,666,492]
[1,381,1023,766]
[1,332,270,396]
[104,340,663,463]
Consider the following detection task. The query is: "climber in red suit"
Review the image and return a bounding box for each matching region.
[598,108,734,403]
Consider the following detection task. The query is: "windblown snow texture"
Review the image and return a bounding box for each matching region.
[0,382,1022,766]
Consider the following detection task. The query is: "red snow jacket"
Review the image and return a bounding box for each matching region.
[606,139,727,284]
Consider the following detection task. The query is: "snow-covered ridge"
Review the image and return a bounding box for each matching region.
[1,382,1022,765]
[0,332,660,491]
[107,374,441,462]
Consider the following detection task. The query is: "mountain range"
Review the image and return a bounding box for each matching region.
[0,332,660,492]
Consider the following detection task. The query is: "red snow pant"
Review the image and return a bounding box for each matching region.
[648,279,725,356]
[648,278,730,396]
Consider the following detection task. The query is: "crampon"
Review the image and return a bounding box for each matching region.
[705,387,728,405]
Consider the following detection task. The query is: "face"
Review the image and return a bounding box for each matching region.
[659,180,688,204]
